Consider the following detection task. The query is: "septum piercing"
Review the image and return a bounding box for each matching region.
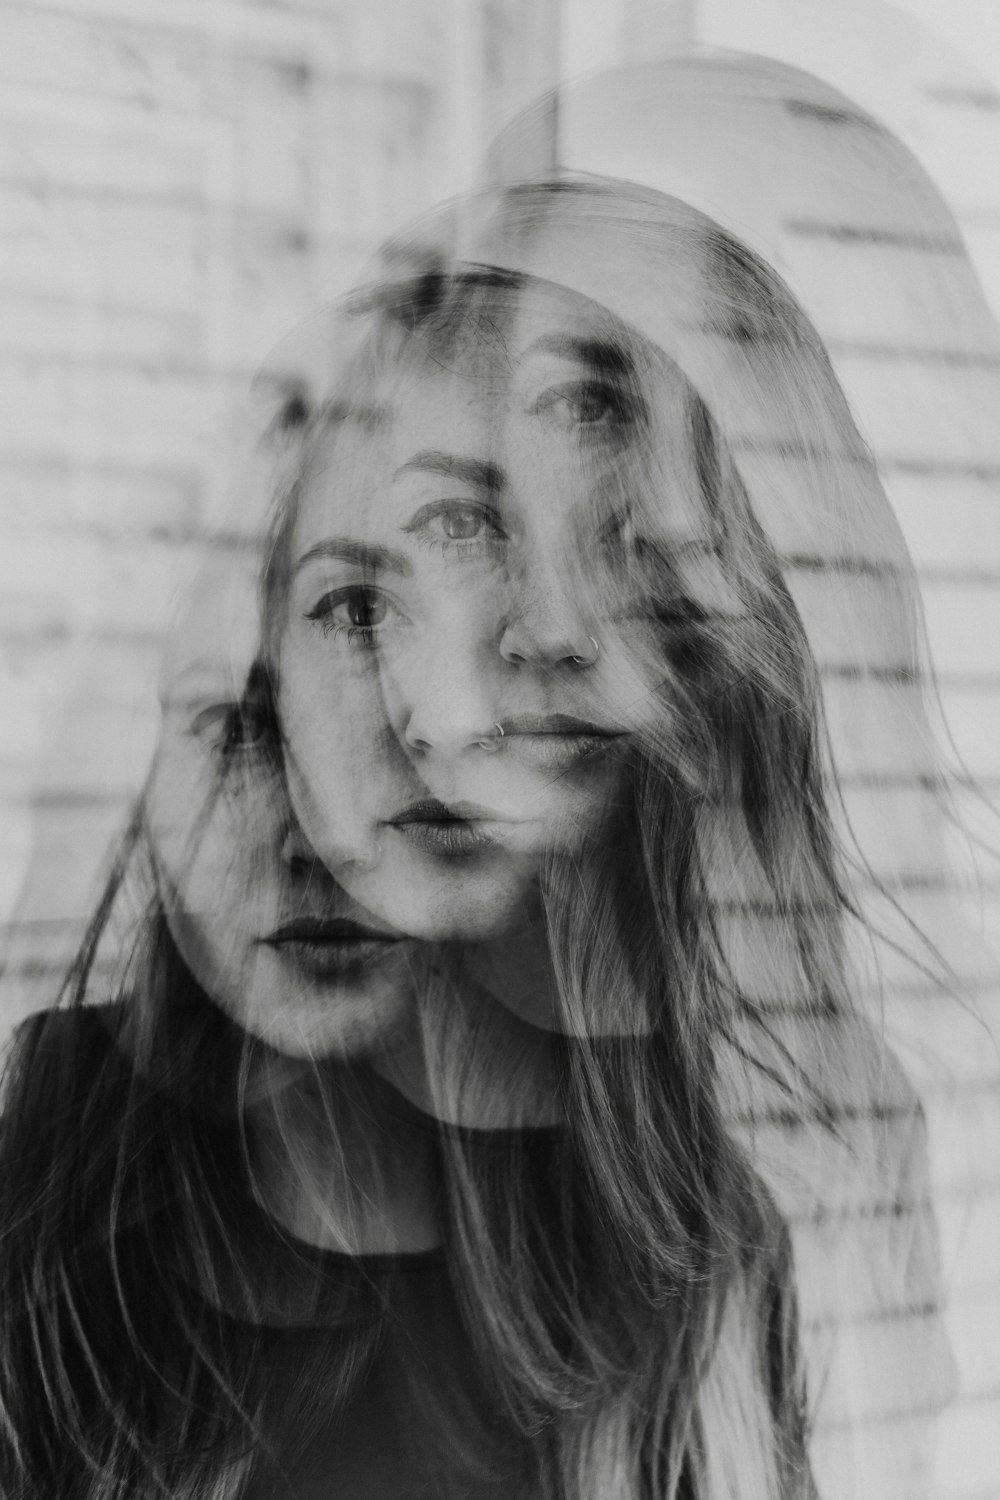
[477,722,505,751]
[570,636,600,667]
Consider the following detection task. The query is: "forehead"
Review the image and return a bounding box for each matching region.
[293,276,700,531]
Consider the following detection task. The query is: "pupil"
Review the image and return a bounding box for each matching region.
[445,509,481,540]
[348,593,383,627]
[577,390,610,422]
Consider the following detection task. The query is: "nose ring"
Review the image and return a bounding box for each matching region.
[570,636,600,667]
[477,722,505,751]
[353,840,383,870]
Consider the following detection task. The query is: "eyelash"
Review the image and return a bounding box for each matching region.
[304,587,393,648]
[402,500,508,558]
[189,705,277,768]
[418,535,504,560]
[531,380,635,435]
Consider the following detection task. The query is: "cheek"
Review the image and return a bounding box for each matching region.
[157,799,258,929]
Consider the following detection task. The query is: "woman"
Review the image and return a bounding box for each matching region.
[262,175,951,1496]
[0,548,559,1499]
[0,175,947,1498]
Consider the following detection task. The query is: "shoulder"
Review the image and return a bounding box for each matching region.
[0,1002,136,1177]
[11,1000,126,1057]
[5,1001,128,1097]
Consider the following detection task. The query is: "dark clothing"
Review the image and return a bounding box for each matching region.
[6,1004,542,1499]
[236,1245,530,1499]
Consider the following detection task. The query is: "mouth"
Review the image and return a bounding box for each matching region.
[388,798,514,857]
[262,917,404,976]
[498,714,626,769]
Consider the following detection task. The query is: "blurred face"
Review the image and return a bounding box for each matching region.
[278,279,709,941]
[147,559,418,1059]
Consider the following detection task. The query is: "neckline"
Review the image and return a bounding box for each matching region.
[358,1059,566,1140]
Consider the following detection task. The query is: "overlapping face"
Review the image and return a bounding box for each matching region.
[146,557,418,1059]
[276,278,715,942]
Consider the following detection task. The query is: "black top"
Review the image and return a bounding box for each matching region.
[236,1244,531,1499]
[7,1003,546,1499]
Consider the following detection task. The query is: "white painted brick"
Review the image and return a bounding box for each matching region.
[886,471,1000,573]
[957,222,1000,328]
[224,220,317,368]
[883,991,1000,1087]
[309,77,440,246]
[789,238,1000,355]
[0,288,201,369]
[945,1290,1000,1397]
[787,570,921,673]
[0,114,205,202]
[0,528,207,643]
[863,912,1000,1008]
[923,1090,1000,1194]
[7,0,443,88]
[839,782,950,880]
[0,355,250,494]
[921,578,1000,679]
[0,458,203,539]
[936,1396,1000,1498]
[230,52,309,216]
[2,197,354,378]
[0,185,206,313]
[912,103,1000,218]
[822,674,939,778]
[8,796,131,924]
[834,354,1000,468]
[7,697,160,801]
[938,683,1000,780]
[0,5,210,116]
[935,1184,1000,1296]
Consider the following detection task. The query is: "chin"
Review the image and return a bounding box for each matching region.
[401,881,539,943]
[212,952,407,1061]
[246,990,413,1061]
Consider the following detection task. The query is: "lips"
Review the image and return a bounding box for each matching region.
[265,917,398,945]
[389,799,513,857]
[499,714,619,737]
[498,714,626,770]
[262,916,404,977]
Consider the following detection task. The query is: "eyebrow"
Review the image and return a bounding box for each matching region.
[393,450,504,493]
[523,334,636,380]
[292,537,413,577]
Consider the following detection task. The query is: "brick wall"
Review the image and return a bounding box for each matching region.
[696,13,1000,1495]
[0,0,559,1018]
[485,2,1000,1491]
[1,2,996,1494]
[668,6,1000,1495]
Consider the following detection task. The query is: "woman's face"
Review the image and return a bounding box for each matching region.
[147,559,418,1059]
[278,281,706,941]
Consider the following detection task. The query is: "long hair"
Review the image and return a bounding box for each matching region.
[0,180,943,1500]
[0,777,390,1498]
[258,189,920,1498]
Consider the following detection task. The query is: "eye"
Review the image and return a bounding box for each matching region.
[531,380,634,432]
[401,500,507,555]
[189,700,275,759]
[439,505,486,540]
[304,585,398,645]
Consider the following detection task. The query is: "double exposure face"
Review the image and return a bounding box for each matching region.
[147,557,417,1059]
[277,278,714,943]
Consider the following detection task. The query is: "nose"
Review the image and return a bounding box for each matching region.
[498,551,598,670]
[397,629,501,757]
[279,819,316,869]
